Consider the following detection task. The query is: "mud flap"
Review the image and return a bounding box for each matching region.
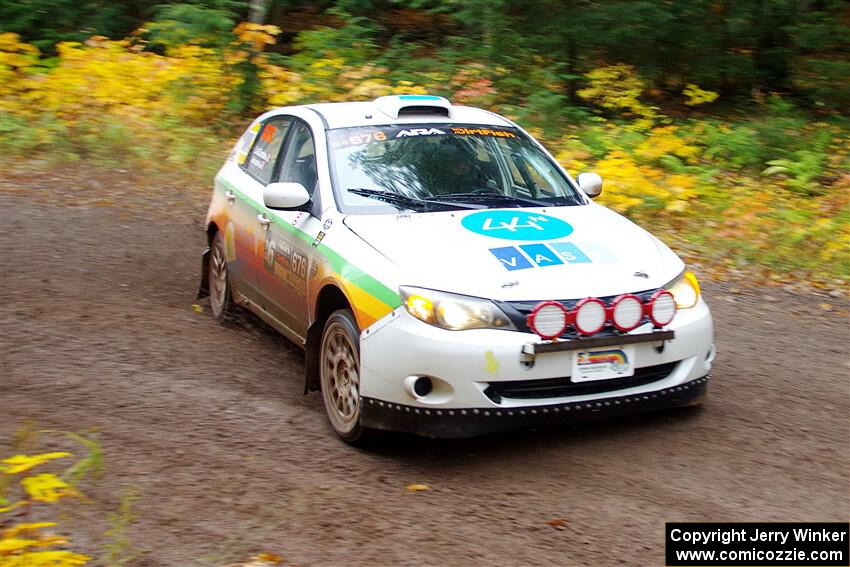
[304,320,323,394]
[197,248,210,299]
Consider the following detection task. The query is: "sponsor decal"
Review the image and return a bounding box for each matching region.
[312,231,325,247]
[489,246,534,271]
[322,218,333,230]
[254,147,271,162]
[264,231,290,272]
[237,122,261,165]
[328,125,520,150]
[290,251,308,281]
[260,123,277,143]
[395,128,446,138]
[462,210,573,241]
[548,242,591,264]
[330,131,388,149]
[263,232,307,293]
[519,243,563,267]
[488,241,592,271]
[451,127,517,138]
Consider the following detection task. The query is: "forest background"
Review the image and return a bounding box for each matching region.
[1,0,848,289]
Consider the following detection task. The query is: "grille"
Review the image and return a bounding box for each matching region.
[494,287,661,339]
[483,362,677,403]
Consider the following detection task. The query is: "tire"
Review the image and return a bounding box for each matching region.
[319,309,372,444]
[208,231,234,321]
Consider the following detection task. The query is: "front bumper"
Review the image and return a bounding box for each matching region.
[359,298,714,437]
[362,375,708,438]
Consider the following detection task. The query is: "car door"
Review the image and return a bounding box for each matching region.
[256,120,321,339]
[234,115,292,307]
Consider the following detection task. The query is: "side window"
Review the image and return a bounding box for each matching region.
[278,122,317,195]
[245,117,290,185]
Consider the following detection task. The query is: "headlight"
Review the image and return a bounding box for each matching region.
[399,286,517,331]
[667,271,701,309]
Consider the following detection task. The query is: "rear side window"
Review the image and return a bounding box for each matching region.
[245,117,291,185]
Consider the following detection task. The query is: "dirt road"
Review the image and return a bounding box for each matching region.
[1,169,848,566]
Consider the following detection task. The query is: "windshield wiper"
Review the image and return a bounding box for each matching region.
[424,192,578,208]
[346,188,482,211]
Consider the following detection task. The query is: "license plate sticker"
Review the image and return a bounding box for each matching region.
[571,346,635,382]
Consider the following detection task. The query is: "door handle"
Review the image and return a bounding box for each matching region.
[257,214,271,229]
[225,190,236,202]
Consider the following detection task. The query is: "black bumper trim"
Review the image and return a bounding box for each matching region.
[361,375,709,438]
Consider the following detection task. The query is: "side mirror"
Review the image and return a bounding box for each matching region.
[576,172,603,198]
[264,182,310,209]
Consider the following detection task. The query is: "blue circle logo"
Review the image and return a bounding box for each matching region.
[461,210,573,241]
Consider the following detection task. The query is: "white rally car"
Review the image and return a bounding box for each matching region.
[199,95,714,443]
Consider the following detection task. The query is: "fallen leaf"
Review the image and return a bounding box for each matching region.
[192,304,203,313]
[546,517,568,529]
[258,552,284,565]
[405,483,431,493]
[819,303,833,311]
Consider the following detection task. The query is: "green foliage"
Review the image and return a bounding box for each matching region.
[145,0,247,49]
[102,487,140,567]
[0,0,150,53]
[57,431,104,486]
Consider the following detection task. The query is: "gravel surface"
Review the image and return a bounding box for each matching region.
[1,170,848,566]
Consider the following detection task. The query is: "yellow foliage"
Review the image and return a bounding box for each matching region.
[2,550,91,566]
[636,126,700,164]
[260,58,428,106]
[578,64,657,128]
[3,36,239,139]
[0,501,26,513]
[1,453,71,475]
[0,33,42,113]
[2,523,58,538]
[1,538,41,554]
[20,473,76,503]
[1,448,90,566]
[0,32,39,70]
[233,22,281,51]
[683,83,719,106]
[593,151,698,215]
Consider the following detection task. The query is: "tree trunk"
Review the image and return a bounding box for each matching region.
[249,0,270,24]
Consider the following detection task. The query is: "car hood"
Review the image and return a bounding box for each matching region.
[343,204,684,301]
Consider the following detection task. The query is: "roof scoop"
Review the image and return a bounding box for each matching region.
[373,95,453,119]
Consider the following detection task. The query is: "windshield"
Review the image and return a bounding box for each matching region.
[328,124,585,213]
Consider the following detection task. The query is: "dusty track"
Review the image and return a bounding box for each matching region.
[1,170,848,566]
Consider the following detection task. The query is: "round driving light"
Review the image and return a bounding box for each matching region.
[573,297,607,335]
[528,301,568,339]
[610,294,644,331]
[647,290,676,326]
